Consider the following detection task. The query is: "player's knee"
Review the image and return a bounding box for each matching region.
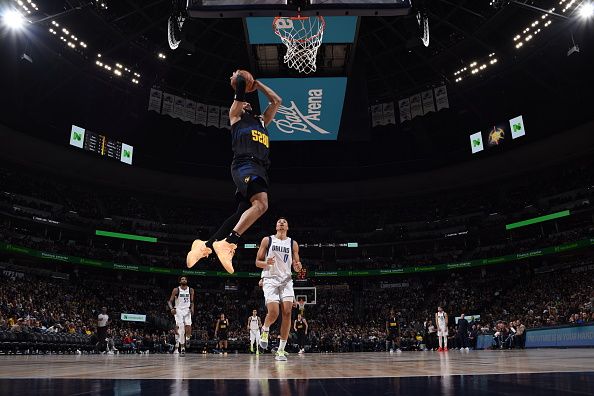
[252,198,268,215]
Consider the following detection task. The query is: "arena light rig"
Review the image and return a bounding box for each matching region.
[453,53,498,83]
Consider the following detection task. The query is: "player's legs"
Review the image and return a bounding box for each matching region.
[233,191,268,235]
[183,311,192,347]
[260,302,279,349]
[186,200,251,268]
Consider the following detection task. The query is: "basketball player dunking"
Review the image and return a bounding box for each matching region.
[168,276,194,356]
[247,309,262,354]
[215,313,230,355]
[256,217,302,361]
[186,71,282,274]
[294,313,308,354]
[435,306,449,352]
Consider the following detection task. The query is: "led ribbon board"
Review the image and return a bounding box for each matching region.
[505,210,570,230]
[257,77,347,141]
[96,230,157,243]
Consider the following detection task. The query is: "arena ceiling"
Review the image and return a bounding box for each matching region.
[0,0,593,181]
[2,0,592,103]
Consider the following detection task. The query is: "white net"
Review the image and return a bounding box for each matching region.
[273,16,325,74]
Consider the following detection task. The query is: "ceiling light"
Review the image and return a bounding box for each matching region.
[2,9,25,30]
[579,3,594,19]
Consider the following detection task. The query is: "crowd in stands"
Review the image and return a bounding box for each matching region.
[1,253,593,354]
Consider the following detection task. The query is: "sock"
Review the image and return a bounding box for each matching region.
[226,230,241,245]
[262,326,269,333]
[279,339,287,352]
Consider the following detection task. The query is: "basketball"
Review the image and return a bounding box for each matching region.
[231,70,256,93]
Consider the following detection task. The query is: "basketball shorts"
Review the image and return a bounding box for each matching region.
[218,331,228,341]
[231,159,269,200]
[262,278,294,305]
[175,309,192,326]
[437,326,448,337]
[250,329,261,344]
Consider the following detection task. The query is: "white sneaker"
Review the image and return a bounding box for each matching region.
[389,349,394,353]
[173,349,179,355]
[107,351,114,355]
[396,349,402,353]
[465,347,470,351]
[298,349,304,354]
[275,350,288,361]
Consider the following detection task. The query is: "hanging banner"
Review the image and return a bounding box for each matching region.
[185,100,197,124]
[148,88,162,113]
[196,103,208,126]
[207,105,220,127]
[398,98,411,123]
[172,96,186,120]
[371,104,383,127]
[382,102,396,125]
[219,107,230,130]
[410,94,423,118]
[434,85,449,111]
[161,93,174,117]
[421,90,436,114]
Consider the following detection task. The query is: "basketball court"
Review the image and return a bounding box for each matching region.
[1,350,594,394]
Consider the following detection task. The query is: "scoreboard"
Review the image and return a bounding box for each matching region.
[69,125,133,165]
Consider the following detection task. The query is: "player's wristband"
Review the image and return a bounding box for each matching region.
[234,75,247,102]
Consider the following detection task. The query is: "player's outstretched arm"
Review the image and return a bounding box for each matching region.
[229,71,248,126]
[255,237,272,269]
[167,287,178,315]
[255,80,282,127]
[292,240,302,272]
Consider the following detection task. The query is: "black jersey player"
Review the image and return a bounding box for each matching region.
[186,71,282,274]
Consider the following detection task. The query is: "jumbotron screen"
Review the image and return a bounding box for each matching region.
[69,125,133,165]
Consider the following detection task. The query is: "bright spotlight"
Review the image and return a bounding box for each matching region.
[579,3,594,19]
[2,9,25,30]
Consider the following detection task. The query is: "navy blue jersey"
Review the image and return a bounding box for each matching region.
[231,112,270,166]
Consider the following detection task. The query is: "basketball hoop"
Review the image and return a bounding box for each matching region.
[273,15,325,74]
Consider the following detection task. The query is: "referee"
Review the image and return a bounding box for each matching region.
[97,307,109,352]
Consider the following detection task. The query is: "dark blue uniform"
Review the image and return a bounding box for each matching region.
[231,112,270,200]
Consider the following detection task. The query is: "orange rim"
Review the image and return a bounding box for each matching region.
[273,16,325,43]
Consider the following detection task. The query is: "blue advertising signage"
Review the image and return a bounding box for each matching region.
[246,16,358,44]
[525,324,594,348]
[257,77,347,141]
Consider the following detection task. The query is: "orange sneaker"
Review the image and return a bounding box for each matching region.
[186,239,212,268]
[438,347,444,352]
[213,240,237,274]
[444,348,449,352]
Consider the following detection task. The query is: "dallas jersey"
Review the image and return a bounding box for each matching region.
[231,112,270,166]
[437,311,448,336]
[175,286,191,311]
[249,316,260,331]
[261,236,293,283]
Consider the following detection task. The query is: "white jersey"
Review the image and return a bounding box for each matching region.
[437,311,447,328]
[261,235,293,282]
[248,316,260,330]
[175,286,191,311]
